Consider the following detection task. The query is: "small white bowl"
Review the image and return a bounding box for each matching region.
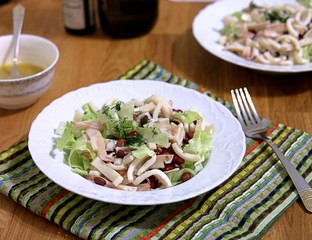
[0,34,59,109]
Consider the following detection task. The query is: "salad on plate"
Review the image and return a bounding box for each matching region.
[218,0,312,66]
[55,94,214,191]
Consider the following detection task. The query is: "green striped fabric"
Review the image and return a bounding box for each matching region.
[1,60,311,240]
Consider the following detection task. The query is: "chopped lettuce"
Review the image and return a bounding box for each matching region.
[117,102,134,121]
[231,11,243,20]
[184,129,213,157]
[220,24,238,38]
[55,122,76,151]
[82,103,98,121]
[136,127,170,148]
[303,45,312,62]
[72,168,89,177]
[99,113,119,138]
[172,108,203,124]
[116,118,136,139]
[67,140,95,172]
[165,168,195,185]
[131,144,155,160]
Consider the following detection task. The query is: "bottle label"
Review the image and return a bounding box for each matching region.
[63,0,93,30]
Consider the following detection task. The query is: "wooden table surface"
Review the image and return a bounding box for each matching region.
[1,0,311,239]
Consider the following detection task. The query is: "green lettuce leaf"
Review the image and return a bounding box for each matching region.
[165,168,195,185]
[131,144,155,160]
[303,45,312,62]
[67,140,95,171]
[55,122,76,151]
[117,102,134,121]
[184,129,213,157]
[219,24,238,37]
[136,127,170,148]
[172,109,202,124]
[82,103,98,121]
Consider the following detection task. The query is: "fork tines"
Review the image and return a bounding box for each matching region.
[231,88,261,127]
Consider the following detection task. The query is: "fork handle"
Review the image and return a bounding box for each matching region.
[264,138,312,213]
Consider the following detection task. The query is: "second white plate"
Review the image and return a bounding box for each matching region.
[192,0,312,73]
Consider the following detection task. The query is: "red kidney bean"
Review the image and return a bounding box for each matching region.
[161,151,171,155]
[162,145,174,154]
[116,150,126,158]
[163,165,174,171]
[133,114,138,121]
[167,145,174,153]
[128,131,140,136]
[181,172,192,182]
[186,131,195,139]
[116,139,125,147]
[140,115,149,126]
[183,137,189,144]
[156,182,162,188]
[155,147,163,155]
[94,177,106,186]
[148,176,159,189]
[173,109,183,113]
[172,155,184,164]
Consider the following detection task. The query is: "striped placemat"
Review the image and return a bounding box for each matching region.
[1,60,311,240]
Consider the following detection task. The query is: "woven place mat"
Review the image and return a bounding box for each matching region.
[1,60,312,240]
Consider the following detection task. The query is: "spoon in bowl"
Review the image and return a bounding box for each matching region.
[10,4,25,79]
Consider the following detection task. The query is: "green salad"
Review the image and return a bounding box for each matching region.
[55,94,214,191]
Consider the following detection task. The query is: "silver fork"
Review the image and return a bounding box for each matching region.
[231,87,312,213]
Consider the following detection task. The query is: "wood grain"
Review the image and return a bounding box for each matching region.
[0,0,311,239]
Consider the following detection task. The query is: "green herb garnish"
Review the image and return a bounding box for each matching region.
[125,135,144,146]
[265,10,289,23]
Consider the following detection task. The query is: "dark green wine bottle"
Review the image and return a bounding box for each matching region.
[97,0,158,38]
[63,0,96,35]
[0,0,9,5]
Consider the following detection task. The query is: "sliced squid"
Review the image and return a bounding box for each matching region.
[72,120,104,131]
[145,94,173,118]
[150,155,174,169]
[277,35,301,51]
[91,157,123,186]
[136,102,156,113]
[107,163,127,171]
[295,9,312,26]
[172,143,201,162]
[133,169,172,187]
[286,18,300,37]
[86,128,114,162]
[153,102,162,120]
[73,109,83,122]
[137,155,157,175]
[170,122,185,145]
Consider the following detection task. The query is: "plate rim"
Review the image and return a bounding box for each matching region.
[28,80,246,205]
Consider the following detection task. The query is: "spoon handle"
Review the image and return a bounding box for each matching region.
[12,4,25,66]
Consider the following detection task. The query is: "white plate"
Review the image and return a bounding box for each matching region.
[192,0,312,73]
[28,80,245,205]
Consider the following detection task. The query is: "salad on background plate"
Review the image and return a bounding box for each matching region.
[218,0,312,66]
[192,0,312,73]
